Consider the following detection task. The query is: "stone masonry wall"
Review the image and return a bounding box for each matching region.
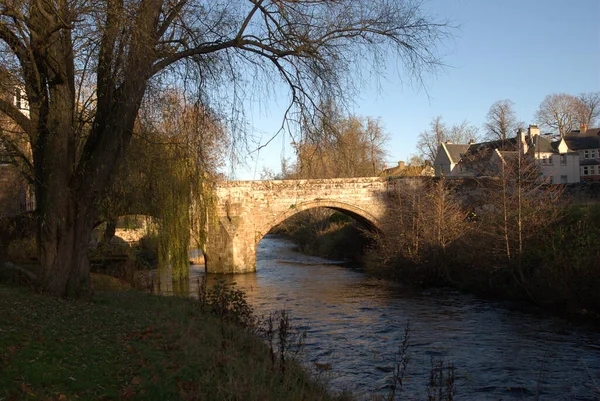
[206,177,398,273]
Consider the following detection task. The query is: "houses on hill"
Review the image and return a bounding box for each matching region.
[433,124,599,184]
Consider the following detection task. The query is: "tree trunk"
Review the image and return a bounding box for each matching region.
[37,193,97,298]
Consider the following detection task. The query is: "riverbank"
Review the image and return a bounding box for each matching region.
[279,202,600,322]
[0,279,345,400]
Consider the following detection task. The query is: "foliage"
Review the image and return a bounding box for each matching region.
[274,210,370,261]
[101,92,225,281]
[288,109,390,179]
[388,322,411,400]
[427,358,456,401]
[371,177,469,283]
[206,280,256,328]
[6,235,36,263]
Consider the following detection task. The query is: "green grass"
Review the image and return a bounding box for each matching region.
[0,284,343,400]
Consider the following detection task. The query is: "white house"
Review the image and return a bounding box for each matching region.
[433,142,471,176]
[521,125,580,184]
[564,126,600,182]
[433,125,580,183]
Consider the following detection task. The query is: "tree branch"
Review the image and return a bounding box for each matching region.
[0,98,35,137]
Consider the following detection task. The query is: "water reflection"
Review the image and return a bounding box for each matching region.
[152,235,600,400]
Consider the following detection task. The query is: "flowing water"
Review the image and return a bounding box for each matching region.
[156,235,600,400]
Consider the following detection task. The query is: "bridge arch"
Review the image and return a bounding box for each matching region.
[205,177,394,274]
[257,199,382,244]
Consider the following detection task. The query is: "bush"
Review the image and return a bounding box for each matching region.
[206,280,256,328]
[135,233,159,269]
[7,236,37,263]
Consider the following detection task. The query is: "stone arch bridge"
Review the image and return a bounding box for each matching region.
[205,177,403,273]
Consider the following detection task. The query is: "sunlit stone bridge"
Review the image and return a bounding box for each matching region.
[205,177,401,273]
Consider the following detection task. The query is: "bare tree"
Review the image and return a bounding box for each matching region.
[535,93,580,137]
[290,113,389,179]
[575,92,600,129]
[449,120,479,143]
[484,99,519,143]
[0,0,450,297]
[416,116,446,162]
[478,151,564,285]
[416,116,478,162]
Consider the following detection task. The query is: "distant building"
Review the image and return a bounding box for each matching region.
[433,142,471,177]
[382,160,434,177]
[433,125,580,184]
[564,124,600,182]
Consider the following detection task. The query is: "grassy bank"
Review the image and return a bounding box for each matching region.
[0,281,342,400]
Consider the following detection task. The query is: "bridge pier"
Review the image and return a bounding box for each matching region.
[205,218,258,274]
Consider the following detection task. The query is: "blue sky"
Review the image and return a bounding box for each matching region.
[232,0,600,180]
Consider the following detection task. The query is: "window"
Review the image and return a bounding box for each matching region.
[549,176,554,184]
[542,156,547,165]
[560,155,567,166]
[561,175,568,184]
[583,166,589,175]
[548,155,553,165]
[584,150,590,159]
[591,166,597,175]
[593,150,598,159]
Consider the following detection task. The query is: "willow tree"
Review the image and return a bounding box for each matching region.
[0,0,449,297]
[139,92,226,281]
[101,91,226,280]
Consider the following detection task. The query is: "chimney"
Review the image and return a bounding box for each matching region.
[397,161,405,169]
[528,124,540,139]
[580,123,587,134]
[446,140,452,144]
[518,128,528,153]
[469,138,475,144]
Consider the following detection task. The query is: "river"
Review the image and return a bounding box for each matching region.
[158,235,600,400]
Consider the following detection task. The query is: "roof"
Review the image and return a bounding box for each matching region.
[443,143,470,164]
[568,128,600,137]
[531,135,554,153]
[564,133,600,150]
[465,138,518,155]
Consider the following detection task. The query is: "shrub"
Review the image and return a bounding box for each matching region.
[206,280,256,328]
[7,236,37,263]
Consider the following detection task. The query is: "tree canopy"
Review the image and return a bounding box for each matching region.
[484,99,520,142]
[287,107,389,179]
[535,92,600,137]
[0,0,450,297]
